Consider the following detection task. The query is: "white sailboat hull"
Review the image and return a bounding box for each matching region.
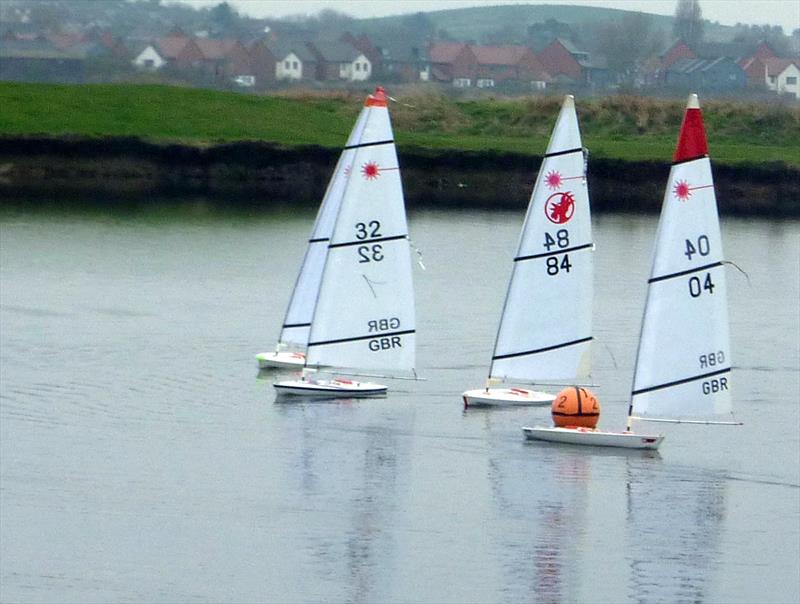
[522,426,664,450]
[273,378,387,398]
[256,351,306,369]
[462,387,554,408]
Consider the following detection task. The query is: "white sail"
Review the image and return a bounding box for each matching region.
[304,88,416,374]
[489,95,593,382]
[278,104,371,348]
[631,94,732,419]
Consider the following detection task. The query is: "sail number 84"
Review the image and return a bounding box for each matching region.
[543,229,572,276]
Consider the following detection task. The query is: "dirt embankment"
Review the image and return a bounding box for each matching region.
[0,137,797,216]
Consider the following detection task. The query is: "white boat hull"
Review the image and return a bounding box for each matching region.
[522,425,664,450]
[462,387,554,408]
[274,377,387,398]
[256,351,306,369]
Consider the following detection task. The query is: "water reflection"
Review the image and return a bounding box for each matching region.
[270,399,406,603]
[625,462,726,603]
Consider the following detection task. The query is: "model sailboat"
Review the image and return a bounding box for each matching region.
[274,87,417,398]
[523,94,738,449]
[463,95,594,407]
[256,91,374,369]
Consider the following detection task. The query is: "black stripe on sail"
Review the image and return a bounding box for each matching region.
[308,329,415,348]
[515,242,593,262]
[493,336,592,361]
[344,139,394,150]
[544,146,583,158]
[308,237,329,244]
[329,234,407,249]
[672,154,708,166]
[283,322,311,329]
[649,261,722,284]
[632,367,730,396]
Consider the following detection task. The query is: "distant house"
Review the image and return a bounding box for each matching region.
[765,58,800,98]
[470,45,551,89]
[142,35,204,70]
[246,39,277,84]
[650,40,697,84]
[269,41,317,81]
[738,55,767,88]
[194,38,251,80]
[308,40,371,82]
[536,38,585,84]
[373,41,430,83]
[429,42,478,87]
[0,37,87,82]
[665,57,746,92]
[132,44,166,70]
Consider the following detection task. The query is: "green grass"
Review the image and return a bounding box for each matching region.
[1,82,798,166]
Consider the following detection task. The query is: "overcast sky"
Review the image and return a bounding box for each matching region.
[179,0,800,33]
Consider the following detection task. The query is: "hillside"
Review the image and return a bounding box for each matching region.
[1,83,797,166]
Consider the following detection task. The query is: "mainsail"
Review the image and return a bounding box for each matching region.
[630,93,732,420]
[304,88,416,375]
[489,95,593,383]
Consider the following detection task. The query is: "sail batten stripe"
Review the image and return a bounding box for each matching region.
[493,336,593,361]
[329,234,407,249]
[308,237,329,243]
[308,329,415,347]
[632,367,730,396]
[514,243,593,262]
[344,139,394,150]
[283,322,311,329]
[544,147,583,158]
[649,261,723,283]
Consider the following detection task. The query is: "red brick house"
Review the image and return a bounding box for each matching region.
[537,38,585,83]
[429,42,478,86]
[470,44,551,88]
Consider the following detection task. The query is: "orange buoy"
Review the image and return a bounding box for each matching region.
[551,386,600,429]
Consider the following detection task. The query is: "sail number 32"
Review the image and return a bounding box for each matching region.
[356,220,383,263]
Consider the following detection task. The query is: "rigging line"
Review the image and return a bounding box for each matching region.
[630,416,743,426]
[631,367,730,396]
[492,336,593,360]
[408,237,426,270]
[514,242,593,262]
[722,260,751,286]
[648,261,723,284]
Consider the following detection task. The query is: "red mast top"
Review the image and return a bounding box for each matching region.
[365,86,388,107]
[673,93,708,162]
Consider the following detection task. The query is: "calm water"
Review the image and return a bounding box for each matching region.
[1,206,798,604]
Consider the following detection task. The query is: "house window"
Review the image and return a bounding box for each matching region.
[355,63,361,72]
[285,60,290,69]
[453,78,471,87]
[477,78,495,88]
[770,75,777,83]
[364,63,369,72]
[144,59,154,68]
[293,61,298,70]
[787,76,797,86]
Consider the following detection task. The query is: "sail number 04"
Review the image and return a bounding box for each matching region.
[543,229,572,276]
[684,235,714,298]
[356,220,383,263]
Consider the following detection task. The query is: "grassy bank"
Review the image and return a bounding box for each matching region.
[1,82,798,166]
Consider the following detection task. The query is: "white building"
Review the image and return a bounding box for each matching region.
[765,58,800,99]
[132,45,165,70]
